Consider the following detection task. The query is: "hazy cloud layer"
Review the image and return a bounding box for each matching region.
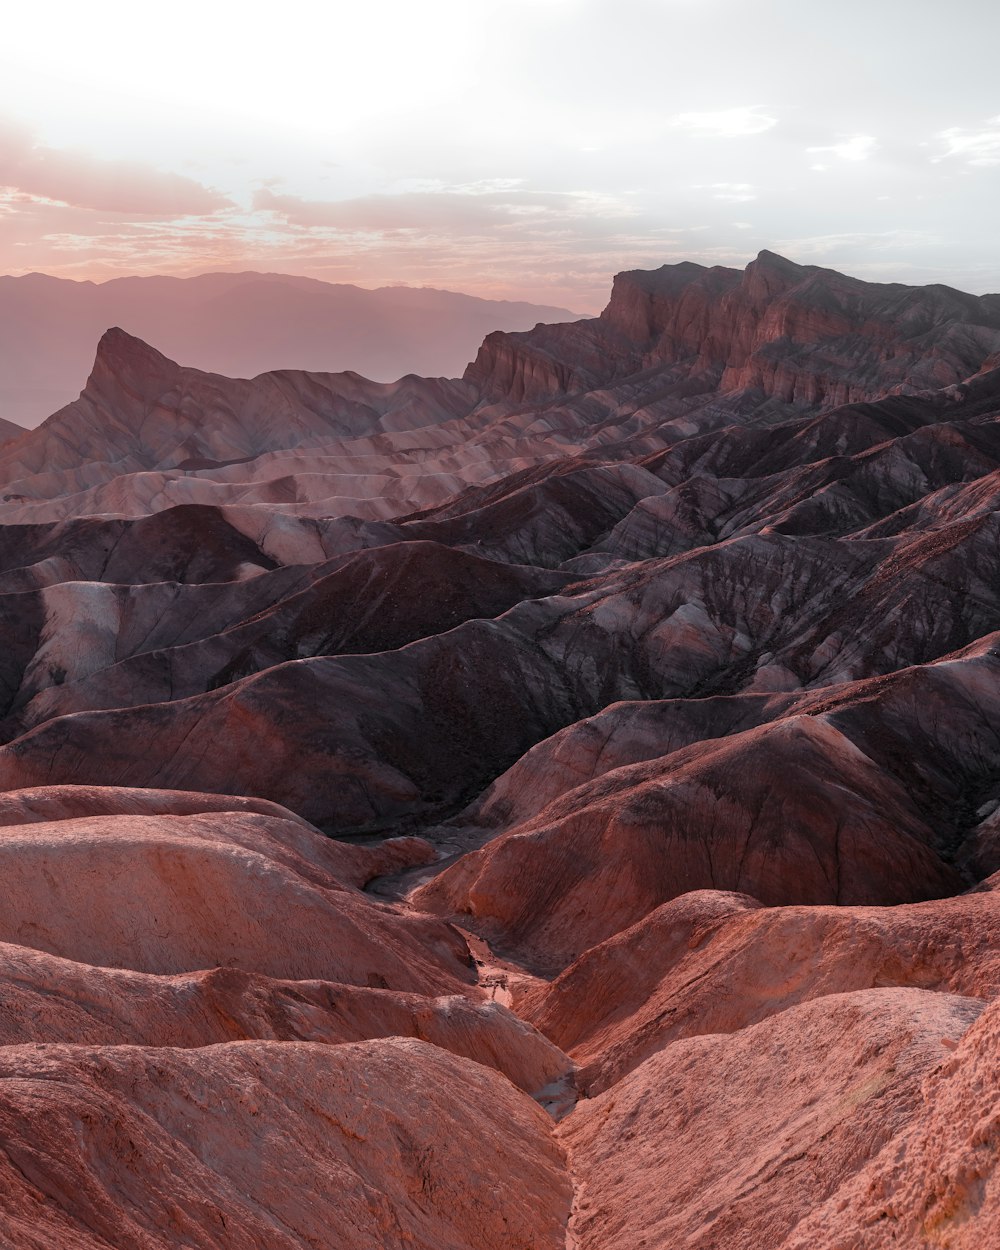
[936,118,1000,167]
[0,122,229,217]
[1,0,999,309]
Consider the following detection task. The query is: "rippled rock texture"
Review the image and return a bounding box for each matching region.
[2,253,1000,1247]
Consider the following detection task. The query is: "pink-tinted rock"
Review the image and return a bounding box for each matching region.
[0,783,318,828]
[0,942,569,1094]
[469,250,1000,411]
[0,327,562,526]
[786,997,1000,1248]
[0,415,24,444]
[522,882,1000,1092]
[0,269,581,426]
[559,989,983,1250]
[0,1038,571,1249]
[0,541,570,737]
[415,713,961,970]
[3,253,1000,1246]
[461,693,798,834]
[0,811,468,992]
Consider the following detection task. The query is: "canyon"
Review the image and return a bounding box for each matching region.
[0,250,999,1247]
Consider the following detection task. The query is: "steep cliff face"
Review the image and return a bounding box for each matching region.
[600,257,743,353]
[465,250,1000,414]
[7,252,1000,529]
[713,252,1000,404]
[463,318,625,402]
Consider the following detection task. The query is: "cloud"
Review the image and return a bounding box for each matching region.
[807,135,878,162]
[703,182,757,202]
[774,230,943,259]
[252,186,633,235]
[392,177,527,196]
[0,190,248,269]
[1,163,706,310]
[254,187,507,233]
[935,117,1000,167]
[0,121,231,216]
[671,107,777,138]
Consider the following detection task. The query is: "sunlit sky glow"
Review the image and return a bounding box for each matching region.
[2,0,999,310]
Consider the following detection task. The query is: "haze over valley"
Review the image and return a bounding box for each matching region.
[0,270,581,428]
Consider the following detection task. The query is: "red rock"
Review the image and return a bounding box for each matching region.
[2,254,1000,1245]
[461,693,798,834]
[0,1038,571,1249]
[468,250,1000,411]
[414,712,962,970]
[558,989,983,1250]
[0,269,581,426]
[521,881,1000,1093]
[0,416,24,445]
[0,327,550,525]
[785,997,1000,1248]
[0,942,569,1094]
[0,541,570,737]
[0,783,319,828]
[0,810,469,992]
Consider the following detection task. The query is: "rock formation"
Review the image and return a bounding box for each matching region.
[0,269,583,427]
[1,251,1000,1246]
[558,989,983,1250]
[0,1039,572,1249]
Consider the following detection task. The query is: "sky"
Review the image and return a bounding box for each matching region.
[2,0,999,311]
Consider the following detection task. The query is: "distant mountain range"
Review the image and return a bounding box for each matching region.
[0,270,584,428]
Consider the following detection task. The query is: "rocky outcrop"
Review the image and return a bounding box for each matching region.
[2,254,1000,1247]
[0,1038,572,1249]
[466,250,1000,414]
[6,252,1000,533]
[413,711,965,969]
[0,941,569,1093]
[558,989,983,1250]
[0,809,472,992]
[0,541,570,735]
[519,881,1000,1093]
[0,416,23,445]
[786,996,1000,1248]
[0,327,478,505]
[0,269,582,426]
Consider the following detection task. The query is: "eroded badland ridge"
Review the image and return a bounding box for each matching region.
[1,251,999,1247]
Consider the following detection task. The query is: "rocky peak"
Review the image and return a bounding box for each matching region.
[740,249,812,302]
[600,261,741,346]
[78,327,190,426]
[88,326,179,387]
